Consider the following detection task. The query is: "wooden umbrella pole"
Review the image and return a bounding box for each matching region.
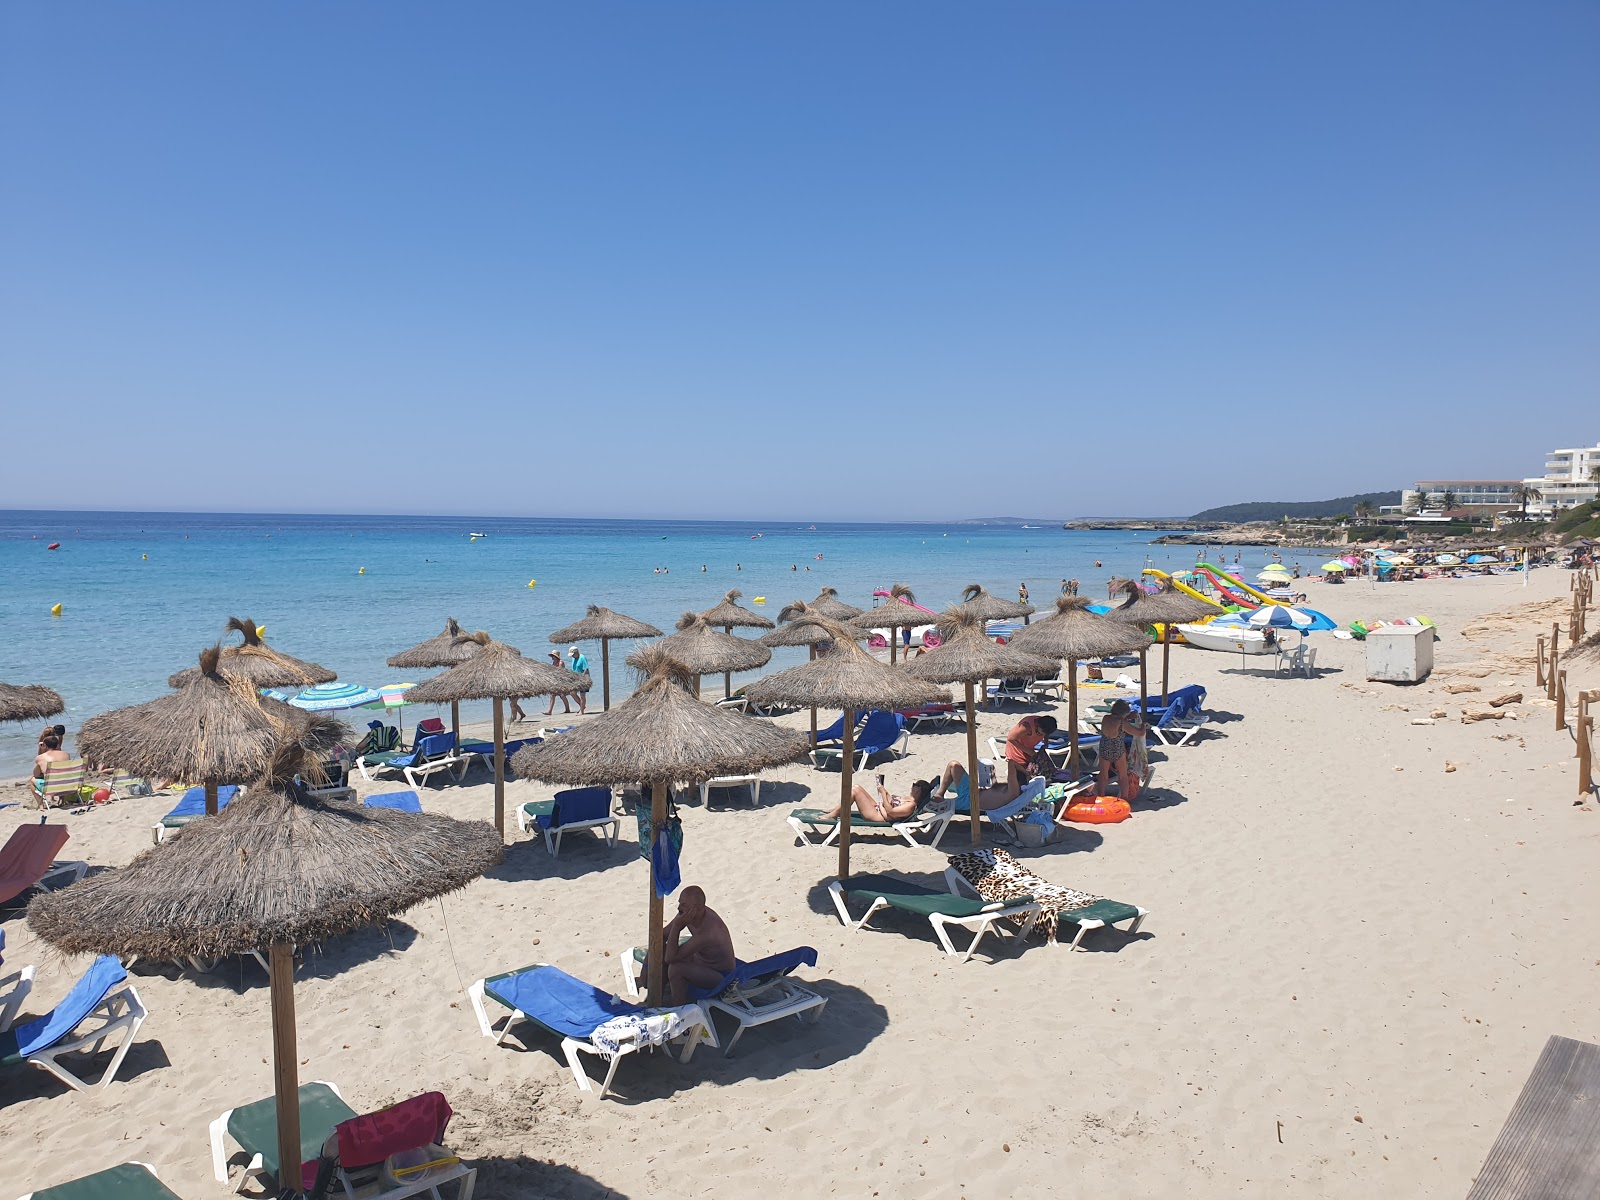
[1067,658,1080,776]
[1139,645,1149,715]
[837,709,856,881]
[1161,628,1172,706]
[450,701,461,748]
[889,635,897,665]
[205,781,218,817]
[724,625,733,700]
[646,778,667,1006]
[601,639,611,712]
[965,681,981,846]
[492,698,505,837]
[268,942,301,1198]
[809,647,818,743]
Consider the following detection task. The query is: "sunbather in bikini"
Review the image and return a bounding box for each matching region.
[821,773,931,823]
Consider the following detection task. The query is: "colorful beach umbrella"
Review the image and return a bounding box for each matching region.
[282,682,384,711]
[1321,562,1346,573]
[1244,605,1336,632]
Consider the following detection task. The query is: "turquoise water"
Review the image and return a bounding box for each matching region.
[0,510,1308,777]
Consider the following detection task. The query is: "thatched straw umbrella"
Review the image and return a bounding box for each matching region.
[1009,598,1152,773]
[0,683,64,724]
[547,606,663,712]
[746,616,948,880]
[631,613,771,698]
[849,584,935,664]
[807,586,863,622]
[1105,579,1224,704]
[905,610,1056,845]
[29,743,502,1195]
[513,647,808,1004]
[405,632,585,837]
[941,583,1035,625]
[760,600,864,742]
[168,618,335,690]
[700,590,776,699]
[387,617,485,743]
[80,646,295,816]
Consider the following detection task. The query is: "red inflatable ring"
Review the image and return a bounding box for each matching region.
[1063,797,1131,824]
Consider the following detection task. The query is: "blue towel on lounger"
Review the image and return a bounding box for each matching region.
[162,785,239,824]
[486,966,642,1038]
[0,955,125,1061]
[364,791,422,813]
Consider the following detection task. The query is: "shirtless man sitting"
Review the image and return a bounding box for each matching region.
[661,886,737,1005]
[33,733,70,801]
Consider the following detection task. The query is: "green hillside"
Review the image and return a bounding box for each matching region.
[1553,500,1599,540]
[1190,492,1402,523]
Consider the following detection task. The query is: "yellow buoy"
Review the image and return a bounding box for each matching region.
[358,567,365,575]
[753,596,766,603]
[141,553,148,560]
[528,579,537,588]
[256,626,267,638]
[470,535,478,542]
[50,603,62,616]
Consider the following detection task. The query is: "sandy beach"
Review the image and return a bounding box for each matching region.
[5,566,1598,1199]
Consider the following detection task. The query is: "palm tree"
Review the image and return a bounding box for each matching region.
[1440,489,1458,512]
[1588,464,1599,485]
[1353,500,1375,525]
[1512,484,1542,521]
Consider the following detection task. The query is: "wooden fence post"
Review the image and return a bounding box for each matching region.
[1555,671,1566,732]
[1536,635,1546,688]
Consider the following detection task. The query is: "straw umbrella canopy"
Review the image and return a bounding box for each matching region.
[546,606,663,712]
[940,583,1035,626]
[905,610,1056,846]
[387,617,485,741]
[700,591,776,699]
[1105,579,1224,706]
[631,613,771,698]
[80,646,298,816]
[29,744,502,1197]
[746,616,949,880]
[405,633,586,837]
[513,646,808,1005]
[806,586,863,622]
[0,683,63,724]
[848,584,935,664]
[760,600,863,742]
[1009,598,1152,773]
[168,618,335,690]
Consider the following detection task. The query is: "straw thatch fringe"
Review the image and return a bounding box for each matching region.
[1105,578,1224,626]
[938,583,1034,626]
[904,610,1056,685]
[169,617,335,689]
[513,645,808,787]
[849,584,935,629]
[762,602,849,648]
[630,613,771,675]
[746,616,950,710]
[547,606,662,644]
[700,590,775,630]
[406,633,585,704]
[27,781,503,960]
[1008,596,1152,659]
[0,683,65,724]
[387,618,485,669]
[805,587,863,621]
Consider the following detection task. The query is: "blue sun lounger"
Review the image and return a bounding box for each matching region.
[362,791,422,813]
[467,964,713,1097]
[620,946,827,1056]
[516,787,620,856]
[810,710,908,770]
[153,785,240,843]
[1,955,148,1092]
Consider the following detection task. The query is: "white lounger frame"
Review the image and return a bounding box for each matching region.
[786,802,954,850]
[618,946,827,1057]
[944,869,1151,951]
[826,880,1041,963]
[3,980,148,1092]
[1,963,36,1031]
[515,791,621,856]
[698,774,762,807]
[466,967,714,1099]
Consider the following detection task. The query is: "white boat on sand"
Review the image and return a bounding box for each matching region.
[1176,623,1277,655]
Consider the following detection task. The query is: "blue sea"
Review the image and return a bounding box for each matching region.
[0,510,1308,777]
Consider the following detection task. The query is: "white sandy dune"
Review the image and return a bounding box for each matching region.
[3,567,1598,1198]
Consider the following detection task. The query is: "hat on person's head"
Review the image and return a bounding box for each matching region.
[368,719,383,728]
[568,646,579,655]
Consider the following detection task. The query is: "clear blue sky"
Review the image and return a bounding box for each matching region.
[2,3,1595,520]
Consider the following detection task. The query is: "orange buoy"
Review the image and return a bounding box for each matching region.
[1062,797,1131,824]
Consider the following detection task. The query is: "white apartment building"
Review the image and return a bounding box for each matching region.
[1522,439,1600,517]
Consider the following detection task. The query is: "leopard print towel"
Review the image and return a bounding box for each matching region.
[947,847,1103,941]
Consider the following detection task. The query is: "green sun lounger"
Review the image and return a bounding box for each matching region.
[787,805,954,849]
[209,1080,356,1193]
[23,1162,182,1200]
[826,873,1041,962]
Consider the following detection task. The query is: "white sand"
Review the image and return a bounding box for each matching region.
[4,567,1598,1198]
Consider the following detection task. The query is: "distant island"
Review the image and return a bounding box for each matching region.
[1188,491,1401,523]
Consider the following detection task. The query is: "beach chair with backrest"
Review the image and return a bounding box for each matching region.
[18,1162,183,1200]
[985,678,1041,708]
[786,795,955,850]
[108,768,153,798]
[811,711,868,749]
[34,759,88,809]
[210,1080,356,1194]
[945,848,1150,950]
[153,785,240,844]
[698,774,762,807]
[0,955,148,1092]
[1146,702,1210,747]
[619,945,826,1056]
[827,873,1042,962]
[810,710,907,771]
[467,963,713,1098]
[304,1090,476,1200]
[0,824,87,906]
[357,732,471,790]
[896,703,959,732]
[516,787,620,856]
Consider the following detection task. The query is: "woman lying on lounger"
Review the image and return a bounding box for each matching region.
[820,773,935,823]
